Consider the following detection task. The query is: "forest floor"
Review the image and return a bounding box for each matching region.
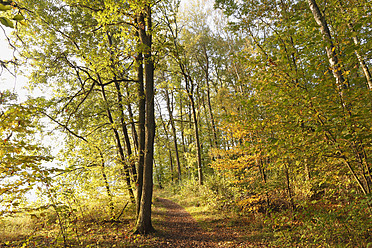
[147,197,268,247]
[2,190,370,247]
[0,196,272,247]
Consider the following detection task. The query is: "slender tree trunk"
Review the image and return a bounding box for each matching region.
[114,81,137,181]
[284,161,295,211]
[201,45,218,149]
[165,12,203,184]
[99,82,135,203]
[256,154,269,210]
[186,77,203,185]
[106,32,137,183]
[99,152,114,218]
[165,88,182,182]
[307,0,347,91]
[180,95,187,154]
[127,93,139,152]
[157,100,174,181]
[337,0,372,90]
[307,0,372,195]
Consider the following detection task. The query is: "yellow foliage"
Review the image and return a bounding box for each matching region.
[236,195,264,213]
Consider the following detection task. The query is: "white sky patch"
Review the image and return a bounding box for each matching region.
[0,27,29,102]
[1,28,66,206]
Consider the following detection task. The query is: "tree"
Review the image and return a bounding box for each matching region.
[134,1,156,234]
[15,0,159,234]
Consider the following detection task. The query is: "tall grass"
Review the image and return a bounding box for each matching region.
[160,174,372,247]
[0,195,135,247]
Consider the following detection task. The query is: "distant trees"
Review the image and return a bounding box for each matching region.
[212,0,372,204]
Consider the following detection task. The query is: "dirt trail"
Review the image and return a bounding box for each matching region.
[154,198,252,248]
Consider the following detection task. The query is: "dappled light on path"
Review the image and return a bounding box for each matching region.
[154,198,262,247]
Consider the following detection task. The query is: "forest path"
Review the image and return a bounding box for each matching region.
[152,197,254,248]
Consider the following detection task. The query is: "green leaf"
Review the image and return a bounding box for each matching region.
[0,16,14,28]
[0,4,12,11]
[12,14,24,21]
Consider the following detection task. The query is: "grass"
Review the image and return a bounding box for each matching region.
[0,196,157,247]
[157,180,372,248]
[0,195,183,248]
[0,215,35,241]
[156,187,274,246]
[2,185,371,247]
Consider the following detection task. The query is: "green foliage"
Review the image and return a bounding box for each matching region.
[0,193,138,247]
[164,174,372,247]
[2,0,372,244]
[0,16,13,28]
[0,1,24,28]
[0,91,54,214]
[212,0,372,212]
[262,196,372,247]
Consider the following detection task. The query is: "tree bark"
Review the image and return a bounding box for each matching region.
[135,16,145,219]
[307,0,347,91]
[165,88,182,182]
[99,81,135,204]
[337,0,372,90]
[135,6,155,234]
[186,76,203,185]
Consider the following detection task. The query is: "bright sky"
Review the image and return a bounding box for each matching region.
[0,27,62,157]
[0,27,29,102]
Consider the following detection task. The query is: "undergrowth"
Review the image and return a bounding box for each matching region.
[2,176,371,247]
[160,175,372,247]
[0,196,152,247]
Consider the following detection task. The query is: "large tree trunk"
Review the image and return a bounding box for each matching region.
[135,6,155,234]
[135,18,145,219]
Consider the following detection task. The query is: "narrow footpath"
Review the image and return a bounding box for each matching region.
[152,198,257,248]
